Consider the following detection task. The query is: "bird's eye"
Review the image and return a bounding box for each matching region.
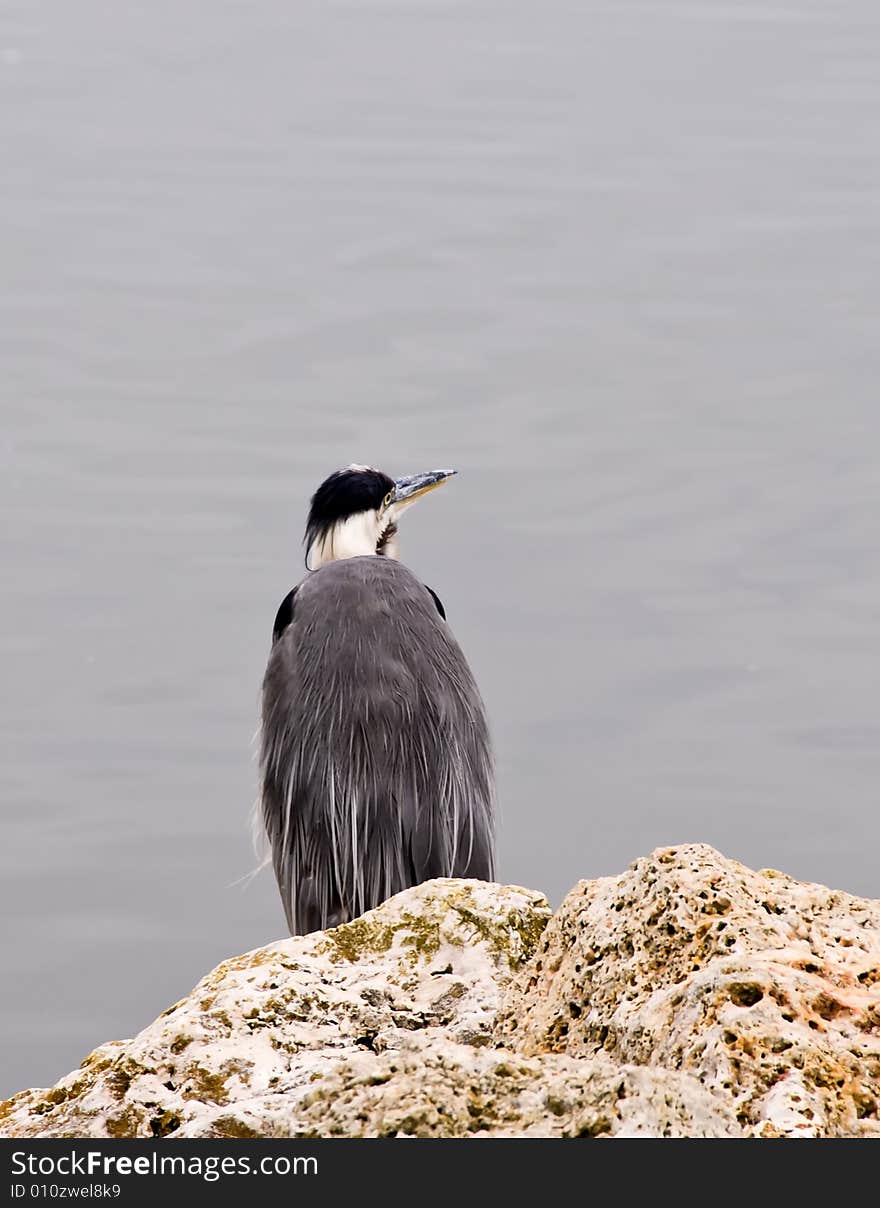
[383,491,393,508]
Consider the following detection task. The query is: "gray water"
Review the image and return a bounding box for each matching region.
[3,0,880,1101]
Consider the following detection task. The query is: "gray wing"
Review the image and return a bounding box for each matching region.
[259,557,495,935]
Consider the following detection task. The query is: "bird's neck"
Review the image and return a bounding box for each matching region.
[309,512,398,569]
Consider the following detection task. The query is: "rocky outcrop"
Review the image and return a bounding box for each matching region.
[2,845,879,1138]
[498,845,880,1137]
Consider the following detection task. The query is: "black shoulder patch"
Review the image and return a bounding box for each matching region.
[272,588,298,643]
[425,585,446,620]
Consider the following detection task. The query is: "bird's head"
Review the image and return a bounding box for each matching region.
[304,464,456,570]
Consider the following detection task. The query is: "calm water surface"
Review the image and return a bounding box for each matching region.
[3,0,880,1097]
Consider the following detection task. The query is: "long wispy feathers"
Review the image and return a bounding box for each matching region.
[258,557,495,935]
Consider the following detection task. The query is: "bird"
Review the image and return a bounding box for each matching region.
[258,464,496,935]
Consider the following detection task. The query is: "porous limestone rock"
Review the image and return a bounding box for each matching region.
[3,846,879,1138]
[254,1042,736,1138]
[0,879,550,1139]
[498,844,880,1137]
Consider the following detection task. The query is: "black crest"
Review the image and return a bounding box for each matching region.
[304,466,394,553]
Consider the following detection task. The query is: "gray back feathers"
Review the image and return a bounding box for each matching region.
[259,556,495,934]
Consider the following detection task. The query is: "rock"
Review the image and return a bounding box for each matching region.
[264,1043,736,1139]
[2,846,878,1138]
[0,879,552,1139]
[498,844,880,1137]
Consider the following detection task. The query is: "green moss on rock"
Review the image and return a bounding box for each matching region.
[209,1115,263,1139]
[105,1107,145,1138]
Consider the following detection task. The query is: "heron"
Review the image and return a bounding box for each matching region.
[258,464,496,935]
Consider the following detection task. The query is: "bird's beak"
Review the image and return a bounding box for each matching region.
[391,469,457,506]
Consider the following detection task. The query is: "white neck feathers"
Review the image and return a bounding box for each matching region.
[309,511,398,570]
